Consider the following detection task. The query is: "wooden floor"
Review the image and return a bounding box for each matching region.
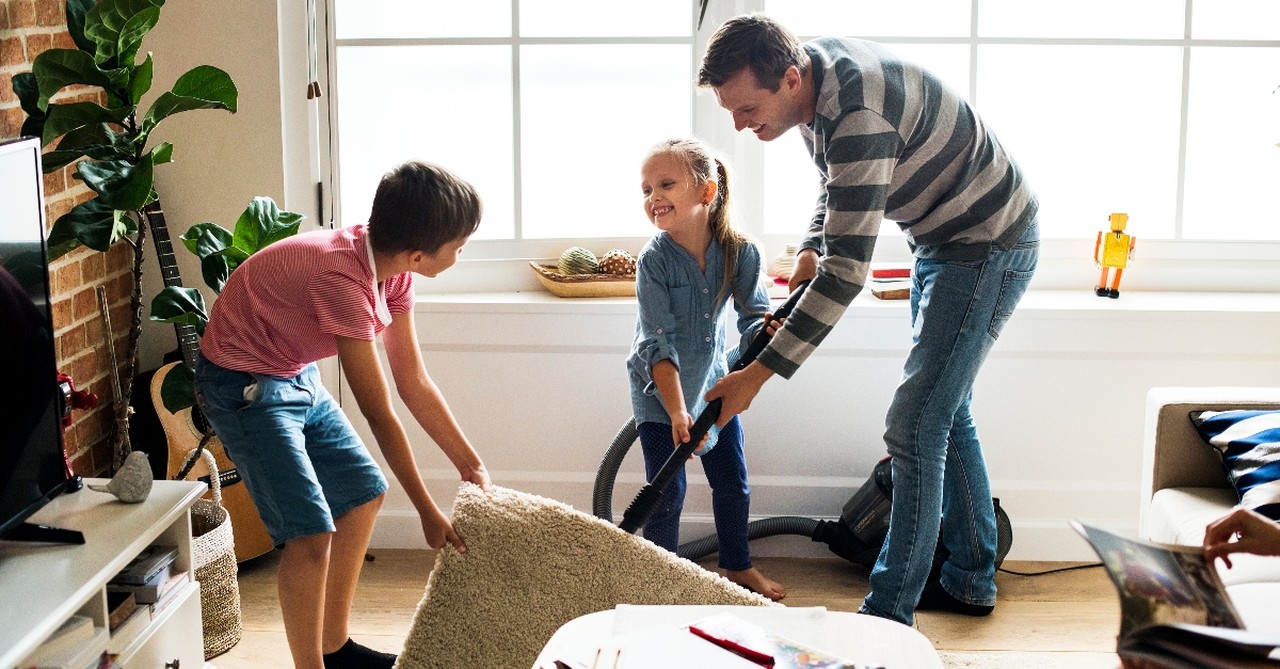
[209,549,1124,668]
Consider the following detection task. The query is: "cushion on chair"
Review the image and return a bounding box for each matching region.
[1189,410,1280,520]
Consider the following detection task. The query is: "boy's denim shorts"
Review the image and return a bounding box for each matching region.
[194,353,388,546]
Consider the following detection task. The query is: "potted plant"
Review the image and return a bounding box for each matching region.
[148,196,302,413]
[10,0,237,469]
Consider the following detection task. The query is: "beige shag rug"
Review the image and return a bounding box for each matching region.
[395,484,773,669]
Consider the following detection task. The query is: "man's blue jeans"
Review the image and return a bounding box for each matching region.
[860,221,1039,625]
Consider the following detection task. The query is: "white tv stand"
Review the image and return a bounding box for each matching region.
[0,479,206,668]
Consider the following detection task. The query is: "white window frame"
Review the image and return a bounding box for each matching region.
[318,0,1280,294]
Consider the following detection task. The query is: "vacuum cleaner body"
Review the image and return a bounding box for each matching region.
[813,456,1014,570]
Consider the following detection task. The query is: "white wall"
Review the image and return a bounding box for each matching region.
[357,290,1280,561]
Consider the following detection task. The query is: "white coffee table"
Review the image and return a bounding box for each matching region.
[532,604,943,668]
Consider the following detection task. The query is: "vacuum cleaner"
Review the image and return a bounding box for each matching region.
[594,281,1013,571]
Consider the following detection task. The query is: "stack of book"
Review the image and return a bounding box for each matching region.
[106,545,189,623]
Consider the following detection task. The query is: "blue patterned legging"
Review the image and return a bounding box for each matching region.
[637,416,752,571]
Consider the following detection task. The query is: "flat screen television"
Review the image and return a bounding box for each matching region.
[0,136,83,544]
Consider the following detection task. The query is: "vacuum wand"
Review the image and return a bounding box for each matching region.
[618,280,811,534]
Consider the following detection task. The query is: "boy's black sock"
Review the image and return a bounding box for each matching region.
[323,637,397,669]
[915,578,995,617]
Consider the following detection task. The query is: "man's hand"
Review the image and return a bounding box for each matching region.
[705,361,774,428]
[789,248,820,292]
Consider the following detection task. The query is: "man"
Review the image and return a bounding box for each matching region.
[699,13,1040,625]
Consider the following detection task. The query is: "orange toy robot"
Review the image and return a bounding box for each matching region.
[1094,213,1136,298]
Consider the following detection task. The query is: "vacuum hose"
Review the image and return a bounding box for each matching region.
[614,281,811,534]
[594,278,1012,565]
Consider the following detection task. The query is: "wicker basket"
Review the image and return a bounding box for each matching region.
[529,261,635,298]
[181,447,243,659]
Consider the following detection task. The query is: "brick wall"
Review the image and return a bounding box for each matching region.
[3,0,137,477]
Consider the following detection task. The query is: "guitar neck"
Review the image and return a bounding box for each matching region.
[143,201,201,372]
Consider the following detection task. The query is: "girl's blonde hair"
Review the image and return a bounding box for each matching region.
[649,138,753,305]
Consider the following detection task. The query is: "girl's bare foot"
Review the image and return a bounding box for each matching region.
[726,567,786,601]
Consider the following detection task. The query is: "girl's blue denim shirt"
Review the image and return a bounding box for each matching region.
[626,232,771,453]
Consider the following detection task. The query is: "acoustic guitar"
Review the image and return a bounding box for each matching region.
[143,201,275,562]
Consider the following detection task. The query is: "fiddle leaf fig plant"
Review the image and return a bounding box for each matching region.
[10,0,237,469]
[149,196,302,413]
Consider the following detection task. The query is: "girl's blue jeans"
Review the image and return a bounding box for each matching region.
[860,221,1039,625]
[638,416,753,571]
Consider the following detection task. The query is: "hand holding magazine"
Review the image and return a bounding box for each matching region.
[1072,520,1280,669]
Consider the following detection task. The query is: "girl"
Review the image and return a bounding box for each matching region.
[627,138,784,601]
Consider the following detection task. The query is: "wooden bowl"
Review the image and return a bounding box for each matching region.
[529,261,635,298]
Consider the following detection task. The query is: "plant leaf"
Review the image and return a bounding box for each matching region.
[140,65,237,131]
[40,101,127,146]
[200,249,237,293]
[150,141,173,165]
[11,72,43,118]
[149,285,208,333]
[232,196,303,255]
[86,0,165,67]
[65,0,98,54]
[114,6,160,68]
[78,156,154,211]
[41,123,118,171]
[180,221,233,259]
[31,48,119,111]
[158,362,195,413]
[51,198,135,254]
[129,52,153,104]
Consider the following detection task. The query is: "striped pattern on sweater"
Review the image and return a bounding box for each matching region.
[759,37,1038,379]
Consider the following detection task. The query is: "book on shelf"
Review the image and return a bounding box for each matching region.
[149,571,192,620]
[105,606,149,656]
[109,544,177,586]
[21,622,108,669]
[1072,520,1280,669]
[869,280,910,300]
[104,591,135,632]
[108,567,186,605]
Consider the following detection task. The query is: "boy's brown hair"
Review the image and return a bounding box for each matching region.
[368,161,482,254]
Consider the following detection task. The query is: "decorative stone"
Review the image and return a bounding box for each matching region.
[597,249,636,276]
[557,246,599,275]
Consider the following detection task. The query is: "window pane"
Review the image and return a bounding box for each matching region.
[1183,47,1280,240]
[520,45,691,239]
[334,0,511,39]
[335,46,515,239]
[977,45,1182,239]
[979,0,1183,39]
[765,0,970,38]
[762,44,970,236]
[521,0,689,37]
[1192,0,1280,40]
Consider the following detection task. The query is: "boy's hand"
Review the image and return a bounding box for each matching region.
[460,463,493,493]
[422,508,468,553]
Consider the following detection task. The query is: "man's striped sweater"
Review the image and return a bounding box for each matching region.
[759,37,1039,379]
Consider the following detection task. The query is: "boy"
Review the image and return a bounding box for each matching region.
[195,161,492,669]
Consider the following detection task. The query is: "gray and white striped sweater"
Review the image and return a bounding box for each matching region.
[759,37,1038,379]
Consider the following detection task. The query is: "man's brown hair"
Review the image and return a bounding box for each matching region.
[697,13,808,91]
